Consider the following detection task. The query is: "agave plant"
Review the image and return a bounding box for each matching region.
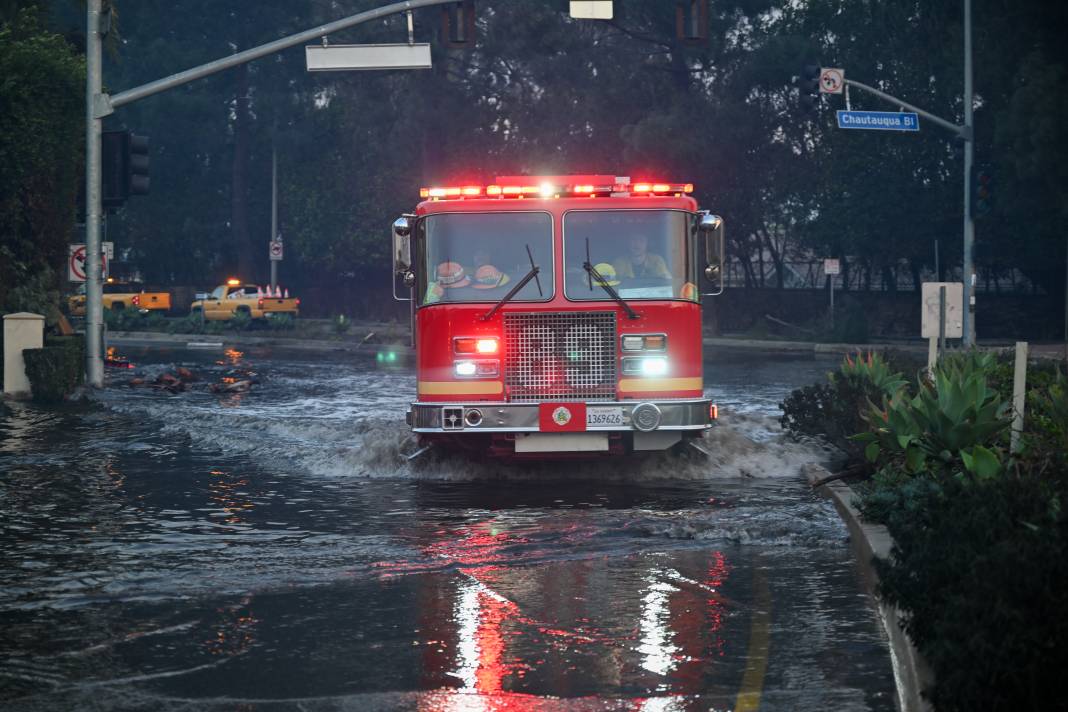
[836,350,908,397]
[855,363,1010,480]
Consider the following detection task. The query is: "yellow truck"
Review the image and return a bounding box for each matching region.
[68,280,172,316]
[190,280,300,321]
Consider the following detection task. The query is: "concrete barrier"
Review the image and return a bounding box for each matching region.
[3,313,44,400]
[803,464,934,712]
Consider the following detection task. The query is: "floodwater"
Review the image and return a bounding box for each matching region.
[0,346,897,711]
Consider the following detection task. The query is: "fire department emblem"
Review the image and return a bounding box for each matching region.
[552,406,572,426]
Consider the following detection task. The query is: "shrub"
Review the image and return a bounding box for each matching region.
[23,337,84,402]
[268,314,294,331]
[873,471,1068,710]
[854,364,1010,479]
[228,310,253,331]
[781,351,905,457]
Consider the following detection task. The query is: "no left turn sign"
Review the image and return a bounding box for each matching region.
[820,67,845,94]
[68,244,108,282]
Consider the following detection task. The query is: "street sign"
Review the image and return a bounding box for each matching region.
[305,43,432,72]
[68,244,109,282]
[819,67,844,94]
[570,1,613,19]
[269,240,284,261]
[921,282,963,338]
[824,258,840,275]
[837,110,920,132]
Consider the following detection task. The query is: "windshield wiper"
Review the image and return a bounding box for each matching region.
[481,245,542,321]
[583,238,639,319]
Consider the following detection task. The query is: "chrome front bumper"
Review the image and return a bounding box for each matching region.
[407,399,713,434]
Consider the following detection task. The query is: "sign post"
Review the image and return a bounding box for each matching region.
[824,258,840,330]
[921,282,964,371]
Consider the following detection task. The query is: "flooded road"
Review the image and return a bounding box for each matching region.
[0,347,896,711]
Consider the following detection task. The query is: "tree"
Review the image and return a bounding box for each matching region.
[0,6,84,318]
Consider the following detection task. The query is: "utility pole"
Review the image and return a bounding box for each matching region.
[83,0,464,386]
[85,0,104,386]
[833,0,976,347]
[270,140,278,291]
[962,0,975,347]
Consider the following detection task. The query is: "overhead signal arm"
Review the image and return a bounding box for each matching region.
[842,78,967,140]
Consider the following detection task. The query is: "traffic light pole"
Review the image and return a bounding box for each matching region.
[84,0,463,386]
[837,0,976,346]
[963,0,975,347]
[85,0,104,386]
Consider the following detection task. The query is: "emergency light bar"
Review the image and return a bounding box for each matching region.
[419,179,693,200]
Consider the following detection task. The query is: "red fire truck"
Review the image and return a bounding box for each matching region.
[393,175,725,457]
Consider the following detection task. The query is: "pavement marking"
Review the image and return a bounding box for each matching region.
[734,565,771,712]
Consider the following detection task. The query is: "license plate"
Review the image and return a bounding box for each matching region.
[586,407,625,427]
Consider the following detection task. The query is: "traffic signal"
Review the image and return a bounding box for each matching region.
[441,0,475,48]
[676,0,708,45]
[800,64,821,115]
[100,130,150,208]
[972,165,993,218]
[101,130,126,207]
[127,133,150,197]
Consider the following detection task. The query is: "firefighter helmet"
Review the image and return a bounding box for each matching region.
[592,262,620,286]
[435,261,471,288]
[471,264,511,289]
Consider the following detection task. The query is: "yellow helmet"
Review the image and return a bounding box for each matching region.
[593,262,620,286]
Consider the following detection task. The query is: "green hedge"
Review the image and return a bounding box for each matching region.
[23,335,84,403]
[783,352,1068,709]
[873,472,1067,710]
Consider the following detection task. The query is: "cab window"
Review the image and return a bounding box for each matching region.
[417,212,554,305]
[563,210,698,302]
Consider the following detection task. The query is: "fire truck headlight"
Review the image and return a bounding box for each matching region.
[622,356,669,377]
[641,357,668,376]
[454,360,499,378]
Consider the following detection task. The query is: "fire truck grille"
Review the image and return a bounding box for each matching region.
[504,312,617,402]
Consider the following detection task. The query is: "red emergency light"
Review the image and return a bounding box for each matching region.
[419,175,693,200]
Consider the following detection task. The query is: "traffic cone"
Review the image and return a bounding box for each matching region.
[257,286,263,298]
[284,288,289,298]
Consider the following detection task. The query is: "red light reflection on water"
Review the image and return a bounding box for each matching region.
[395,520,735,708]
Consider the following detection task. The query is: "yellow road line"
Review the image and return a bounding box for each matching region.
[734,565,771,712]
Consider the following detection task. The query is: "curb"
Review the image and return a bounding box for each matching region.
[702,337,929,355]
[803,464,933,712]
[106,330,415,355]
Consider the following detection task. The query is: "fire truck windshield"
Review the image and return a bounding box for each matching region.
[418,211,554,305]
[563,210,698,302]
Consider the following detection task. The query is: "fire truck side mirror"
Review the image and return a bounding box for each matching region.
[392,216,413,275]
[699,213,725,295]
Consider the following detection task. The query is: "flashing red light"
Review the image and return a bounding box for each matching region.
[422,178,694,200]
[131,294,140,306]
[476,338,499,354]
